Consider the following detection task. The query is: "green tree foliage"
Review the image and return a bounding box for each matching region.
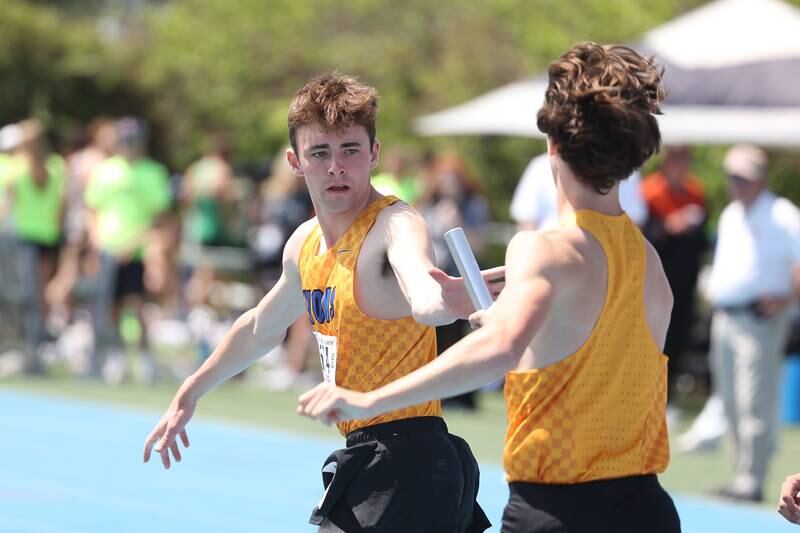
[133,0,714,177]
[0,0,161,153]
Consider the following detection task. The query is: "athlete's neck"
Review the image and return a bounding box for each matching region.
[315,187,383,250]
[554,161,623,219]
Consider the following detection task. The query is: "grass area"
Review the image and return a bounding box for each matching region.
[4,374,800,509]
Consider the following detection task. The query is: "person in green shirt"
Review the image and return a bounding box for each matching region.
[4,120,66,368]
[84,117,171,384]
[181,135,234,247]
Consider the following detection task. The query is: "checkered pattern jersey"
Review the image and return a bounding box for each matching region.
[298,195,442,436]
[503,210,670,483]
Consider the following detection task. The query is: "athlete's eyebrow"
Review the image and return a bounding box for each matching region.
[307,141,362,153]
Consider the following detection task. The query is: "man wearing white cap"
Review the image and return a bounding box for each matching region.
[707,144,800,502]
[0,123,22,193]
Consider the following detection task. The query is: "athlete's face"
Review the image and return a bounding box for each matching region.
[287,124,380,214]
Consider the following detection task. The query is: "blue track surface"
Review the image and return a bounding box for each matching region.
[0,389,795,532]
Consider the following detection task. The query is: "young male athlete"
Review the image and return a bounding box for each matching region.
[299,43,682,533]
[143,72,495,533]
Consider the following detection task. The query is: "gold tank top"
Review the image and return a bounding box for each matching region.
[503,210,670,483]
[298,195,442,436]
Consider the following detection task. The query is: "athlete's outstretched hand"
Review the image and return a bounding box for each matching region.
[432,265,505,320]
[778,473,800,524]
[297,383,374,426]
[143,392,195,469]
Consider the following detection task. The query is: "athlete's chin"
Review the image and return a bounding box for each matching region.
[320,196,356,213]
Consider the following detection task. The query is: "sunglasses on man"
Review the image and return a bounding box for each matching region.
[727,174,758,186]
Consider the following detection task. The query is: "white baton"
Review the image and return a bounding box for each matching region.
[444,227,493,311]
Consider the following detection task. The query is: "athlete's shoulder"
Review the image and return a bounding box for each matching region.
[642,235,674,310]
[506,229,582,280]
[374,199,428,239]
[376,198,421,223]
[641,236,667,279]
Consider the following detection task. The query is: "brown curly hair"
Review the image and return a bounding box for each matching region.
[537,42,666,194]
[288,72,378,153]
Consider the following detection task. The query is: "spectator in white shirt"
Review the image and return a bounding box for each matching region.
[707,144,800,503]
[510,153,647,230]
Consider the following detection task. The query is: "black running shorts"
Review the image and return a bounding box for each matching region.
[501,474,681,533]
[309,416,491,533]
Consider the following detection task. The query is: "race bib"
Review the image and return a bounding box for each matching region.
[314,332,338,385]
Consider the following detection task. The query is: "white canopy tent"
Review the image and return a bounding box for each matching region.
[414,0,800,147]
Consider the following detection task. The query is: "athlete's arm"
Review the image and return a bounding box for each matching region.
[144,221,313,468]
[383,203,503,326]
[299,231,561,423]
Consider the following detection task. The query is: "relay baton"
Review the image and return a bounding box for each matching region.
[444,227,493,311]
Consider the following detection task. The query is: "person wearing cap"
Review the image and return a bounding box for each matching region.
[4,120,67,369]
[707,144,800,502]
[0,123,26,223]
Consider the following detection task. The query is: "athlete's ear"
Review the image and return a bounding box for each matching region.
[369,139,381,171]
[287,148,304,178]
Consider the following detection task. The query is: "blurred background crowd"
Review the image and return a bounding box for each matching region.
[0,115,498,399]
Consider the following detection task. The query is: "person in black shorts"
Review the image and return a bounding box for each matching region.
[4,120,66,369]
[144,73,500,532]
[312,418,486,533]
[113,259,145,300]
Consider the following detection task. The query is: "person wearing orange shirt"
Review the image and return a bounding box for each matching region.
[143,73,497,533]
[642,145,708,402]
[299,43,681,533]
